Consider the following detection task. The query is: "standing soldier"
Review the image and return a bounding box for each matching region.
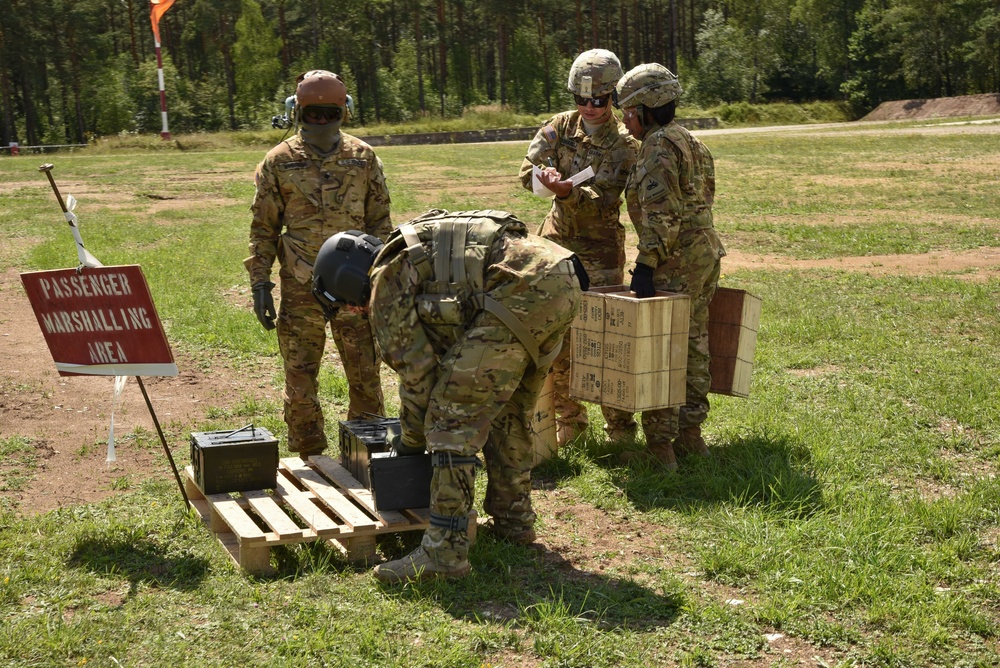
[312,210,583,582]
[247,70,391,458]
[617,64,726,469]
[518,48,639,447]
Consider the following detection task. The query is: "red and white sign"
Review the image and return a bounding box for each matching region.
[20,265,178,377]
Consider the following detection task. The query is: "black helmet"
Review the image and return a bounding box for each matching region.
[312,230,384,315]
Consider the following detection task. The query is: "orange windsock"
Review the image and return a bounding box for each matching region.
[150,0,177,44]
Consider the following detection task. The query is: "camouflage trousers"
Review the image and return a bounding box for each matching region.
[276,268,384,454]
[420,261,580,560]
[642,232,722,447]
[548,265,636,439]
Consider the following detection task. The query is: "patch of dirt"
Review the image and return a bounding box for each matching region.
[531,491,684,580]
[863,93,1000,121]
[721,247,1000,282]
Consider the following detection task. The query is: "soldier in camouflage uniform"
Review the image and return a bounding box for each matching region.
[246,70,391,457]
[519,49,640,446]
[617,64,726,470]
[312,210,582,582]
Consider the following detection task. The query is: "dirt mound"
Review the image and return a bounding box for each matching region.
[863,93,1000,121]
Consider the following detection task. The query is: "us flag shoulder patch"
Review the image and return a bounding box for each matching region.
[542,125,558,142]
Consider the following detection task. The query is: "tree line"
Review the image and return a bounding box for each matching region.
[1,0,998,147]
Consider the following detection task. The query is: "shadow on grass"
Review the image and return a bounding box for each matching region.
[380,533,682,631]
[542,428,824,518]
[68,526,210,597]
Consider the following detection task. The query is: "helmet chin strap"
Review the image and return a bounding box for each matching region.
[634,104,649,138]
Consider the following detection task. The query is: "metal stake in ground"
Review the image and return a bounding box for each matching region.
[136,377,190,509]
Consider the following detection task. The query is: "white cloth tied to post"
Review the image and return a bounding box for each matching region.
[63,194,103,269]
[62,193,126,463]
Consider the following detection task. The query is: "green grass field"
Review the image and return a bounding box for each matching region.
[1,119,999,667]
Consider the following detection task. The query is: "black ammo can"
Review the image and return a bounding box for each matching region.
[338,417,397,487]
[338,417,431,511]
[190,426,279,494]
[369,451,432,511]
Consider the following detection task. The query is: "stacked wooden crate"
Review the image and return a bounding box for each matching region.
[708,287,762,398]
[569,287,691,412]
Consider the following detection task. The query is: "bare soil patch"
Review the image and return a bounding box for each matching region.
[721,247,1000,281]
[863,93,1000,122]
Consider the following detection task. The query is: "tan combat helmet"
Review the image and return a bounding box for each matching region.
[567,49,624,99]
[295,70,348,108]
[615,63,682,109]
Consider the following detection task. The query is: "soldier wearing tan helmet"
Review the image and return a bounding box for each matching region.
[616,63,726,469]
[246,69,392,458]
[518,49,640,449]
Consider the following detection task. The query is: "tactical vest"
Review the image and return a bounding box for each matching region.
[379,209,561,369]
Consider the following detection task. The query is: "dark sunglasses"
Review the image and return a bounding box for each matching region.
[574,94,611,108]
[303,106,343,122]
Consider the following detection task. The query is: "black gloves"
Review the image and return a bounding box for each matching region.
[252,281,277,330]
[629,263,656,298]
[569,254,590,291]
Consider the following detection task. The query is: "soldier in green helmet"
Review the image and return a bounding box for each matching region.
[616,63,727,470]
[518,49,640,448]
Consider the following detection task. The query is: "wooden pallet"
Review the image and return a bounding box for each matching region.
[186,454,470,575]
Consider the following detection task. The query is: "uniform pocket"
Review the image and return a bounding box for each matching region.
[416,294,466,325]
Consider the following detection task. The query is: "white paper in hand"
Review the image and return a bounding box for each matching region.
[532,164,556,198]
[568,165,595,186]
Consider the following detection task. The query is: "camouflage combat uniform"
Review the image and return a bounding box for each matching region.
[625,121,726,447]
[247,133,391,454]
[519,111,639,441]
[369,210,580,576]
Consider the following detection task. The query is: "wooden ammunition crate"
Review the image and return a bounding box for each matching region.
[569,286,690,412]
[185,455,475,575]
[708,287,762,398]
[530,372,556,466]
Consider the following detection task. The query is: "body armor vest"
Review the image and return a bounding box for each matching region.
[375,210,560,368]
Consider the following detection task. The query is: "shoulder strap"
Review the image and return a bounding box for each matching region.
[398,223,433,281]
[469,294,562,369]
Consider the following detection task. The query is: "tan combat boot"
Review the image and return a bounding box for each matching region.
[373,546,471,584]
[620,441,678,470]
[674,425,710,457]
[374,460,476,584]
[557,422,586,447]
[648,442,678,470]
[605,425,638,444]
[486,520,537,546]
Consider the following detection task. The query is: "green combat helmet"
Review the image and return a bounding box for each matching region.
[567,49,624,99]
[615,63,682,109]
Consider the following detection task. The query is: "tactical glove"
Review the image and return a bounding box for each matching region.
[569,254,590,292]
[386,421,426,456]
[629,263,656,299]
[252,281,277,330]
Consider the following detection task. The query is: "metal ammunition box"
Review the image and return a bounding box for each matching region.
[338,417,397,487]
[190,426,278,494]
[369,451,432,511]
